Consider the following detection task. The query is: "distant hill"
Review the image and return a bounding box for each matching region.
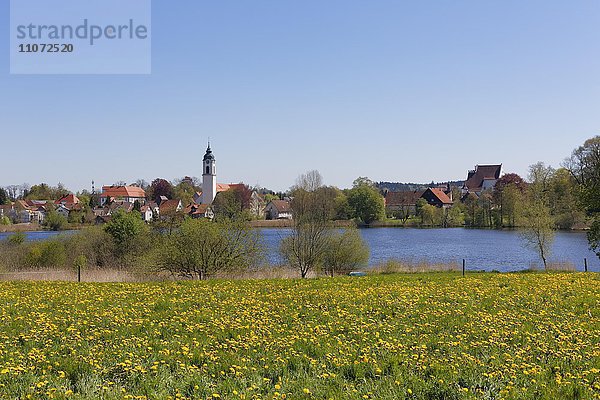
[376,180,464,192]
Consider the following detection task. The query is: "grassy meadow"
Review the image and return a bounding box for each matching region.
[0,273,599,399]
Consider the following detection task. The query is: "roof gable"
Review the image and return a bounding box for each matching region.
[464,164,502,190]
[269,200,291,213]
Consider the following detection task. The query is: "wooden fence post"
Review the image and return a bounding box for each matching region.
[462,259,465,276]
[584,258,588,273]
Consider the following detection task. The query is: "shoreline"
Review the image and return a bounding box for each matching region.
[0,221,590,233]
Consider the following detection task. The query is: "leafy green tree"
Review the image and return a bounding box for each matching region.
[493,173,526,226]
[322,228,369,277]
[173,180,197,206]
[0,216,11,226]
[212,185,253,221]
[463,194,479,227]
[352,177,375,188]
[419,204,437,226]
[521,199,555,270]
[0,188,8,205]
[521,162,556,269]
[501,184,524,228]
[213,190,242,220]
[588,220,600,260]
[347,185,385,224]
[151,218,263,280]
[548,168,585,229]
[565,136,600,211]
[132,200,142,213]
[104,210,148,258]
[445,205,464,227]
[565,136,600,257]
[25,183,68,201]
[43,210,68,231]
[333,191,352,220]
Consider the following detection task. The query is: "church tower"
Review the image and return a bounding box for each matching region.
[202,143,217,204]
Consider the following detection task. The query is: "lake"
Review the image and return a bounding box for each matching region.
[261,228,598,272]
[1,228,597,272]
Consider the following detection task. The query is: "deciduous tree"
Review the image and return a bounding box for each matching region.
[148,178,174,202]
[152,218,263,280]
[347,183,385,224]
[0,188,7,205]
[322,228,369,277]
[564,136,600,258]
[104,210,148,259]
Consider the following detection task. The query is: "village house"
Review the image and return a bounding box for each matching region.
[384,187,453,216]
[55,194,80,209]
[265,200,293,220]
[421,188,453,209]
[249,192,266,219]
[461,164,502,196]
[158,199,183,217]
[140,204,155,222]
[185,203,215,220]
[100,185,146,206]
[54,204,70,219]
[384,190,424,215]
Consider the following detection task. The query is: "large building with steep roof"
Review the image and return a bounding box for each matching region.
[100,186,146,206]
[462,164,502,195]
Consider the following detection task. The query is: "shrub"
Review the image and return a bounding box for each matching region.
[6,232,26,245]
[25,240,67,268]
[65,227,117,269]
[323,228,369,276]
[149,218,264,280]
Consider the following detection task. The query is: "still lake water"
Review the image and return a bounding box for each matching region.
[1,228,597,272]
[261,228,598,272]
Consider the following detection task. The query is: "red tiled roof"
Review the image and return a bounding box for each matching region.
[55,194,80,205]
[184,203,210,215]
[159,199,181,214]
[428,188,453,204]
[101,186,146,198]
[215,183,245,193]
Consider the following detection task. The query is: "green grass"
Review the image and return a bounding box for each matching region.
[0,273,599,399]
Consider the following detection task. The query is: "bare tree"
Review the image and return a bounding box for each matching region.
[280,220,329,278]
[6,185,19,201]
[293,170,323,192]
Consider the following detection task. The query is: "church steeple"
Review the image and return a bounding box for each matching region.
[203,143,215,162]
[202,142,217,204]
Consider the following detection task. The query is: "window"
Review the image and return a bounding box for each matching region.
[206,166,209,174]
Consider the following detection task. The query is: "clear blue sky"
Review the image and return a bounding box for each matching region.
[1,1,598,192]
